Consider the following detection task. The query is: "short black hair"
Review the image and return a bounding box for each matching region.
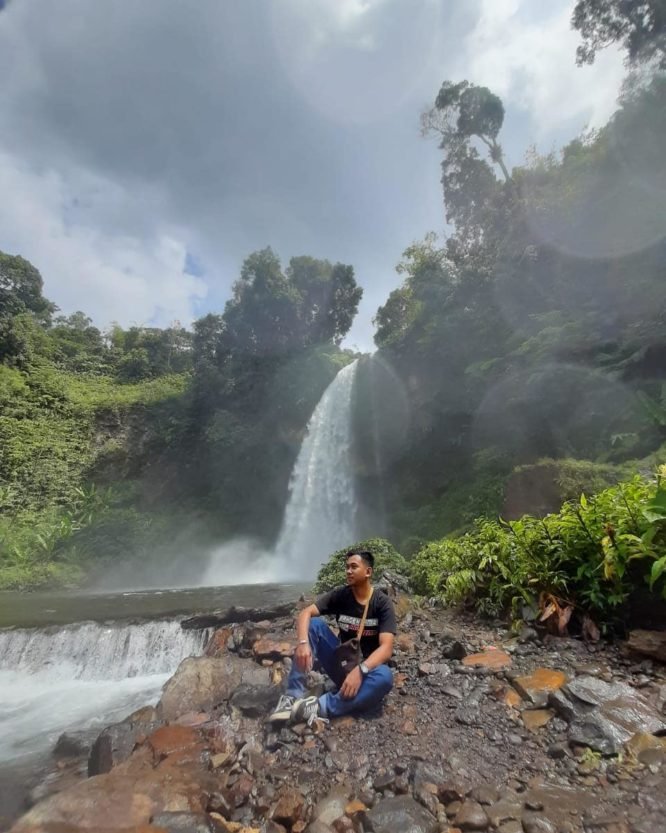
[346,550,374,569]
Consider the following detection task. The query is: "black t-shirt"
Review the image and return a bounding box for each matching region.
[314,585,397,658]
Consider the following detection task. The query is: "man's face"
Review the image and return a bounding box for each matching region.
[345,555,370,585]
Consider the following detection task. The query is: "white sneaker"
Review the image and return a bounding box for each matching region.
[268,693,296,722]
[290,695,328,727]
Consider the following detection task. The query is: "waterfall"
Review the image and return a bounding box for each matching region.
[275,359,359,577]
[0,620,208,762]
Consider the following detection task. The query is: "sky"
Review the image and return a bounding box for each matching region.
[0,0,625,350]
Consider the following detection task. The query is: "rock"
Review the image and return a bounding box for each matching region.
[498,821,523,833]
[313,786,350,826]
[88,715,161,776]
[271,787,306,827]
[626,630,666,662]
[373,772,396,792]
[414,785,440,817]
[561,676,666,755]
[11,745,210,832]
[345,799,367,816]
[438,781,469,805]
[229,773,254,808]
[181,603,295,630]
[486,799,522,827]
[366,795,439,833]
[252,638,297,660]
[396,633,416,652]
[547,743,567,760]
[548,689,577,722]
[462,650,511,670]
[147,725,203,762]
[230,684,280,717]
[205,628,233,657]
[454,800,490,830]
[512,669,567,708]
[521,814,557,833]
[521,710,554,732]
[443,641,467,661]
[159,656,270,721]
[54,729,99,759]
[152,811,215,831]
[625,732,666,765]
[402,720,418,735]
[469,786,499,806]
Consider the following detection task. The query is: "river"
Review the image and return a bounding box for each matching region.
[0,582,307,822]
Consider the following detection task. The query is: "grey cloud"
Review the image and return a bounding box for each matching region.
[0,1,620,346]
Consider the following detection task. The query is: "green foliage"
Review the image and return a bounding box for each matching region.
[0,252,55,322]
[0,244,363,588]
[369,75,666,552]
[409,472,666,625]
[572,0,666,68]
[313,538,408,593]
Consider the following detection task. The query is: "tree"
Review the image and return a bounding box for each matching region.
[572,0,666,68]
[0,251,56,322]
[287,256,363,346]
[221,248,362,358]
[421,82,513,251]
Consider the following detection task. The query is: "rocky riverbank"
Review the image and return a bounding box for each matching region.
[8,581,666,833]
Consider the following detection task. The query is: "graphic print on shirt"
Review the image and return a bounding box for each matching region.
[338,615,379,636]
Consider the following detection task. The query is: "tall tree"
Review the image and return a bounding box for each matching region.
[0,251,56,322]
[421,81,513,255]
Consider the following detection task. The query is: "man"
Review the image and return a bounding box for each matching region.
[269,550,396,726]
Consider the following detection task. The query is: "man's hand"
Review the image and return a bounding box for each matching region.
[340,665,363,699]
[294,643,313,672]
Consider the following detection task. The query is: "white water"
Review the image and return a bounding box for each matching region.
[0,620,208,762]
[274,359,359,578]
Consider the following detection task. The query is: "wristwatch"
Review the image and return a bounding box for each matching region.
[359,661,370,676]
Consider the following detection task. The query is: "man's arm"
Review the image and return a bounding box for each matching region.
[293,602,320,672]
[362,631,394,669]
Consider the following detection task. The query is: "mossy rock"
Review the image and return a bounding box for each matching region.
[313,537,408,593]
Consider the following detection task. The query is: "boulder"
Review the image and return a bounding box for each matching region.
[159,656,270,721]
[454,799,490,831]
[53,729,100,760]
[230,683,280,717]
[626,630,666,663]
[89,715,161,776]
[557,675,666,755]
[365,796,438,833]
[11,745,212,832]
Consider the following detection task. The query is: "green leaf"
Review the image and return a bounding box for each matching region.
[650,557,666,589]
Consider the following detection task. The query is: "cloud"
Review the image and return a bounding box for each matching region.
[0,0,629,345]
[462,0,625,137]
[0,152,206,326]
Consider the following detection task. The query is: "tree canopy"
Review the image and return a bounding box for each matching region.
[572,0,666,67]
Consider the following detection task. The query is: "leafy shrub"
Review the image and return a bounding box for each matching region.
[409,471,666,626]
[313,537,408,593]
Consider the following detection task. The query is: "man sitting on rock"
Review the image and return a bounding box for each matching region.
[269,550,396,726]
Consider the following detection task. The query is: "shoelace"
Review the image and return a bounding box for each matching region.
[304,706,329,728]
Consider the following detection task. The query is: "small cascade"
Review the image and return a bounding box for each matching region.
[0,620,209,681]
[0,620,208,762]
[274,359,359,577]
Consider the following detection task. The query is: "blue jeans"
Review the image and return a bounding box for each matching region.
[285,617,393,718]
